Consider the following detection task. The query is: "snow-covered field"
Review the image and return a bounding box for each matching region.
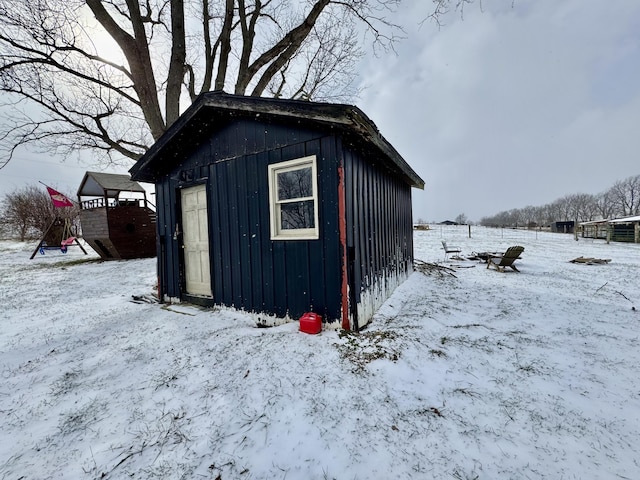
[1,226,639,480]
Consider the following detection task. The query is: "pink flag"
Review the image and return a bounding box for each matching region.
[46,186,74,208]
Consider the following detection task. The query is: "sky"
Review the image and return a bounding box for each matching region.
[1,0,639,222]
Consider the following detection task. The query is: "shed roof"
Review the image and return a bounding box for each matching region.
[129,92,425,189]
[77,171,146,198]
[609,215,640,224]
[579,219,609,226]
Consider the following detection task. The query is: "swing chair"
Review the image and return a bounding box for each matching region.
[29,183,88,259]
[30,217,88,259]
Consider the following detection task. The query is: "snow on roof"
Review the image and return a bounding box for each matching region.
[580,215,640,225]
[609,215,640,223]
[579,219,609,225]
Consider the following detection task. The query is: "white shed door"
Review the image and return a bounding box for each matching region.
[181,184,212,297]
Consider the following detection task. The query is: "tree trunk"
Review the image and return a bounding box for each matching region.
[166,0,186,127]
[236,0,331,95]
[215,0,235,92]
[87,0,166,140]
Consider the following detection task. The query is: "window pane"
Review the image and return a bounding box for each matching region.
[277,167,312,200]
[280,200,315,230]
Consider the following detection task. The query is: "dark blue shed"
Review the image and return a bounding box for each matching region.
[129,92,424,330]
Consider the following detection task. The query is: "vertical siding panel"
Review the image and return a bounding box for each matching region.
[407,182,414,264]
[281,143,305,161]
[400,180,406,264]
[324,136,342,321]
[256,151,273,313]
[371,166,378,277]
[392,178,398,270]
[168,179,181,298]
[268,122,287,152]
[350,151,361,301]
[309,139,328,317]
[216,164,233,304]
[359,159,367,287]
[225,159,242,307]
[246,154,263,312]
[268,149,287,317]
[382,170,390,272]
[209,163,224,303]
[244,117,257,153]
[372,167,379,276]
[156,180,170,298]
[363,159,372,285]
[342,149,358,323]
[369,164,376,280]
[218,123,231,159]
[235,158,252,310]
[284,241,310,318]
[388,177,394,270]
[236,121,247,157]
[343,150,354,250]
[374,167,382,276]
[398,179,405,265]
[355,155,366,294]
[271,241,287,317]
[390,176,396,268]
[350,153,359,295]
[155,180,166,296]
[367,165,375,278]
[369,166,376,277]
[328,137,344,322]
[380,168,386,274]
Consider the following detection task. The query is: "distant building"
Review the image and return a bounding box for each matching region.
[608,215,640,243]
[577,216,640,243]
[551,221,575,234]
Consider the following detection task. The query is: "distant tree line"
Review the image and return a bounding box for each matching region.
[479,174,640,228]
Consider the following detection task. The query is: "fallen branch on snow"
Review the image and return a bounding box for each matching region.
[569,257,611,265]
[414,259,458,278]
[615,290,637,311]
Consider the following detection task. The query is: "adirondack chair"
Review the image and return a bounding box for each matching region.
[487,246,524,272]
[442,240,462,260]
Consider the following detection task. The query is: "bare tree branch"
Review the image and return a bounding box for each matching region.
[0,0,407,169]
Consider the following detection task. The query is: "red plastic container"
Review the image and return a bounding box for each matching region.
[299,312,322,334]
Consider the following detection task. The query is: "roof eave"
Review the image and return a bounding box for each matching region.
[130,92,425,189]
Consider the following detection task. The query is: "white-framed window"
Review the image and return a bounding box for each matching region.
[268,155,319,240]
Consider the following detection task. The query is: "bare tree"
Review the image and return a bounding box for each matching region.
[423,0,476,27]
[479,209,512,227]
[595,190,616,220]
[0,186,34,241]
[564,193,598,222]
[0,184,78,241]
[607,174,640,217]
[0,0,479,170]
[454,212,467,225]
[520,205,537,227]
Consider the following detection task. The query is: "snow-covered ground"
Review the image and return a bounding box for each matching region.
[1,226,639,480]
